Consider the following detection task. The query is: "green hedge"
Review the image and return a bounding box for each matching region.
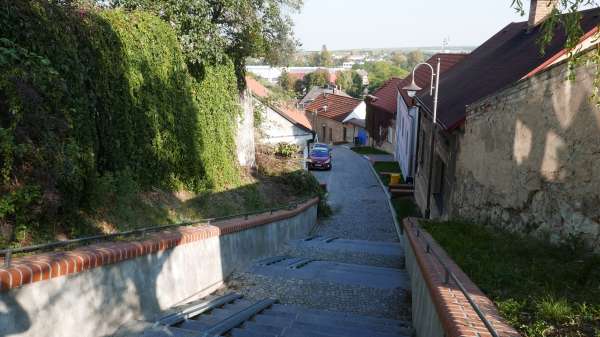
[0,2,240,246]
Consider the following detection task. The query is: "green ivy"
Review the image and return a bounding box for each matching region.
[0,2,241,247]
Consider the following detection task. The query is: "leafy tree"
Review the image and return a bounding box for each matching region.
[303,69,331,88]
[511,0,600,103]
[319,44,333,67]
[406,50,425,69]
[278,70,296,92]
[390,52,408,67]
[335,70,365,98]
[335,70,354,92]
[294,78,306,94]
[111,0,303,87]
[364,61,409,91]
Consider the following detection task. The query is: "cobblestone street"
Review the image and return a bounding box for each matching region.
[223,146,411,325]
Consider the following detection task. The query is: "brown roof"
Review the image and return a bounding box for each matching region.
[366,53,467,116]
[305,93,362,123]
[418,7,600,130]
[246,76,313,131]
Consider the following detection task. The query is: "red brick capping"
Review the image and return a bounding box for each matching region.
[403,217,521,337]
[0,197,319,292]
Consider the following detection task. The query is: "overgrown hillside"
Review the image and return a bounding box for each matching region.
[0,1,247,247]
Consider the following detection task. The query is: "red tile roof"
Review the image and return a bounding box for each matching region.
[368,53,468,116]
[418,7,600,130]
[246,76,313,131]
[305,93,362,123]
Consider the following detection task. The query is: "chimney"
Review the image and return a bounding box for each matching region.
[528,0,557,27]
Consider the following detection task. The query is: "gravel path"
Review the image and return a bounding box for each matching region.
[226,272,410,320]
[311,146,398,242]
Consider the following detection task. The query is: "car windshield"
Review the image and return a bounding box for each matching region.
[311,149,328,156]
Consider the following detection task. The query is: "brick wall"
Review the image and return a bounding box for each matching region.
[452,56,600,252]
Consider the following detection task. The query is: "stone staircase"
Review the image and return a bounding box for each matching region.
[135,292,412,337]
[121,236,412,337]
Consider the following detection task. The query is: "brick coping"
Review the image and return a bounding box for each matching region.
[403,217,521,337]
[0,198,319,292]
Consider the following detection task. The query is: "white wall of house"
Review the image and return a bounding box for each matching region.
[260,105,313,148]
[342,101,367,123]
[395,91,419,181]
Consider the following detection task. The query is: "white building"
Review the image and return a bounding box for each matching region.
[246,77,314,148]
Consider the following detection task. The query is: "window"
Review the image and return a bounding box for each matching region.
[322,126,326,142]
[329,128,333,141]
[343,127,347,141]
[387,126,393,143]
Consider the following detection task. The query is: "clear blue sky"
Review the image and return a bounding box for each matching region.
[292,0,531,51]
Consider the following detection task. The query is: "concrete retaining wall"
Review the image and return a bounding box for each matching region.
[0,199,318,337]
[403,218,521,337]
[403,232,445,337]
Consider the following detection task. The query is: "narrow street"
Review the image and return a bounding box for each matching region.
[311,146,398,242]
[127,146,412,336]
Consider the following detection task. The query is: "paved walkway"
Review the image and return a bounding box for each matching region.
[122,146,412,336]
[222,146,409,320]
[312,146,397,242]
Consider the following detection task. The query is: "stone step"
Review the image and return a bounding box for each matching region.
[240,321,286,335]
[230,327,279,337]
[140,326,199,337]
[249,260,409,290]
[269,304,411,328]
[259,310,410,334]
[254,314,407,337]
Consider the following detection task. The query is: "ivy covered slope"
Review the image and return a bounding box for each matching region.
[0,2,242,247]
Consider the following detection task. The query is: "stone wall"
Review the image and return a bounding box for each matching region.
[237,92,257,167]
[452,57,600,252]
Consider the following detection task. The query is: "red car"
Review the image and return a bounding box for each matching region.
[307,147,332,170]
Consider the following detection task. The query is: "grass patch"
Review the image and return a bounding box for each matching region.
[2,149,324,249]
[391,197,421,219]
[373,161,402,185]
[422,220,600,337]
[351,146,391,155]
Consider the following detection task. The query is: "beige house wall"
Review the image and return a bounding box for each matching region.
[307,112,355,144]
[452,57,600,252]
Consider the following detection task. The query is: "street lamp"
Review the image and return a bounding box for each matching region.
[402,58,441,219]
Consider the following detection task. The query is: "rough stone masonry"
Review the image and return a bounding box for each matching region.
[451,55,600,253]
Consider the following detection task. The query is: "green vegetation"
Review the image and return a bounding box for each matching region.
[372,161,402,185]
[274,143,300,158]
[391,197,420,219]
[422,220,600,337]
[351,147,391,155]
[308,45,333,67]
[353,61,409,91]
[113,0,303,84]
[303,69,331,89]
[0,1,310,249]
[335,70,365,98]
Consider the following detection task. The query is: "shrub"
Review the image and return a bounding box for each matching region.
[0,2,241,247]
[275,142,300,157]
